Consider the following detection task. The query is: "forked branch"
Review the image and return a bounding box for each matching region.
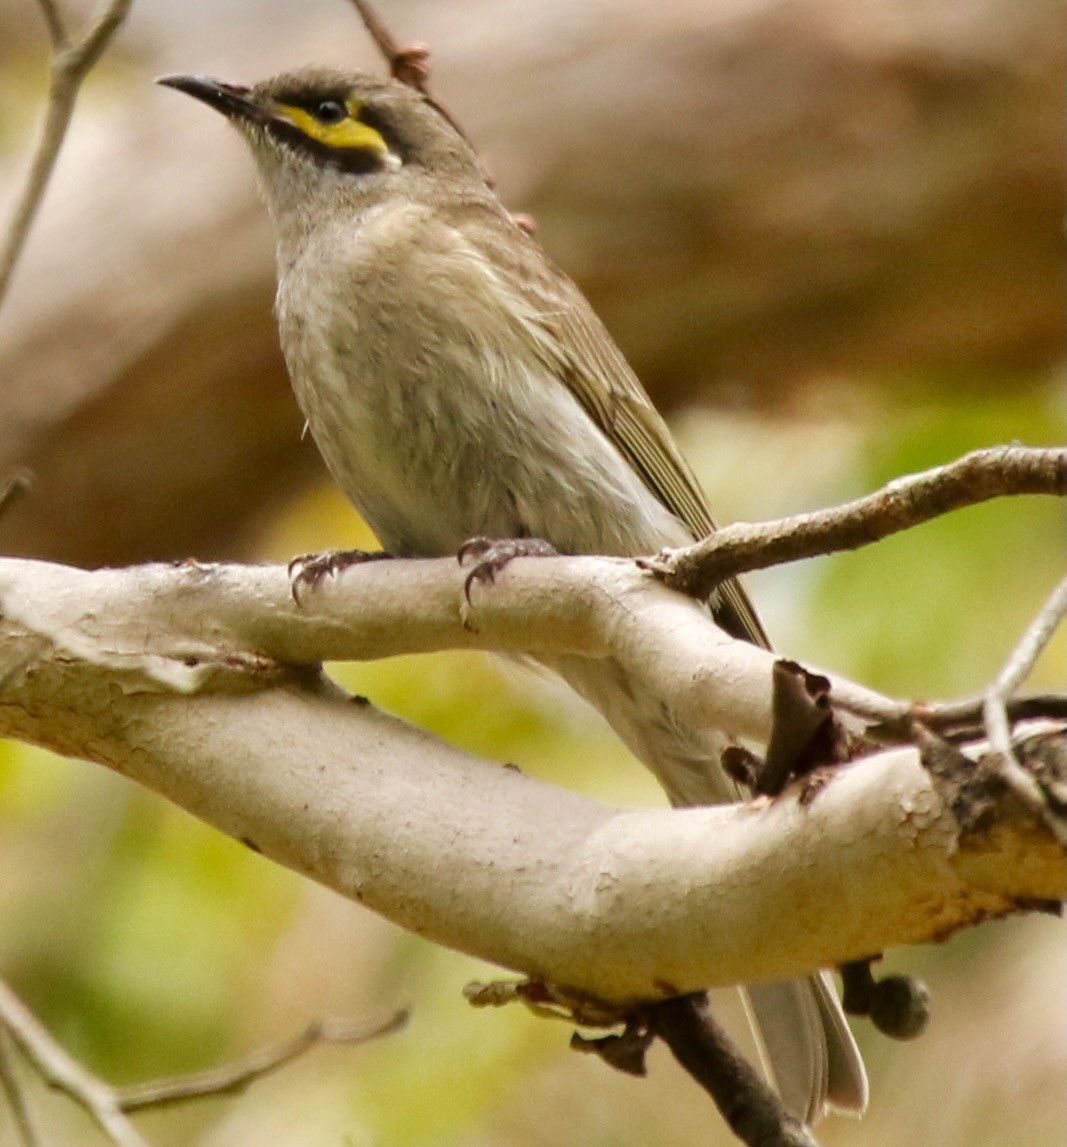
[0,0,134,309]
[0,976,405,1147]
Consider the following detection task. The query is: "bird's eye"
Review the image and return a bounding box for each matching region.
[311,99,347,125]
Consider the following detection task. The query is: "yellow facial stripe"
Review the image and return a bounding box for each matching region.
[275,101,388,153]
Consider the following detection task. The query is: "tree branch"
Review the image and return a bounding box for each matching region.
[0,552,869,745]
[0,0,134,309]
[0,974,405,1144]
[0,1029,42,1147]
[0,554,1061,1004]
[646,446,1066,599]
[115,1010,407,1112]
[648,996,818,1147]
[0,980,149,1147]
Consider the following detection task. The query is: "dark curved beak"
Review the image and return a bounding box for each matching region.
[157,74,263,124]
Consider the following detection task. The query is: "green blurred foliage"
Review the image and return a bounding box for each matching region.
[805,379,1063,697]
[0,744,300,1081]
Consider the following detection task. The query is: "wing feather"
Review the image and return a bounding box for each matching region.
[463,210,769,647]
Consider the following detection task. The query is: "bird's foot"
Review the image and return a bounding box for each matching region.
[457,536,557,603]
[288,548,393,603]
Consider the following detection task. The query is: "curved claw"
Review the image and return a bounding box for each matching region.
[456,536,494,567]
[288,548,393,604]
[456,536,558,604]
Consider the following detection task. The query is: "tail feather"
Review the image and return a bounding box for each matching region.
[744,974,867,1124]
[813,969,870,1115]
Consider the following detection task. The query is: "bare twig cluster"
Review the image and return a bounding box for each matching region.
[0,0,134,308]
[0,977,406,1147]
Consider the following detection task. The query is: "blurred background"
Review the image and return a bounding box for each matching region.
[0,0,1063,1143]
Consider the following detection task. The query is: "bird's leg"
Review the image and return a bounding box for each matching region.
[457,536,557,602]
[288,548,394,603]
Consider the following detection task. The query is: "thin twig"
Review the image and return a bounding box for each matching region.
[646,446,1066,599]
[468,979,819,1144]
[645,995,819,1147]
[0,1029,43,1147]
[116,1010,408,1111]
[346,0,431,91]
[35,0,66,46]
[0,0,134,310]
[983,574,1067,846]
[987,574,1067,707]
[0,975,406,1142]
[896,694,1067,743]
[0,979,149,1147]
[343,0,513,209]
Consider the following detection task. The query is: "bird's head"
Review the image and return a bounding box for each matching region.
[158,67,484,228]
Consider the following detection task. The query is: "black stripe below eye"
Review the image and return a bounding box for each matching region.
[356,104,411,163]
[266,119,388,174]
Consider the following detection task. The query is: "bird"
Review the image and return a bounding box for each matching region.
[159,66,867,1123]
